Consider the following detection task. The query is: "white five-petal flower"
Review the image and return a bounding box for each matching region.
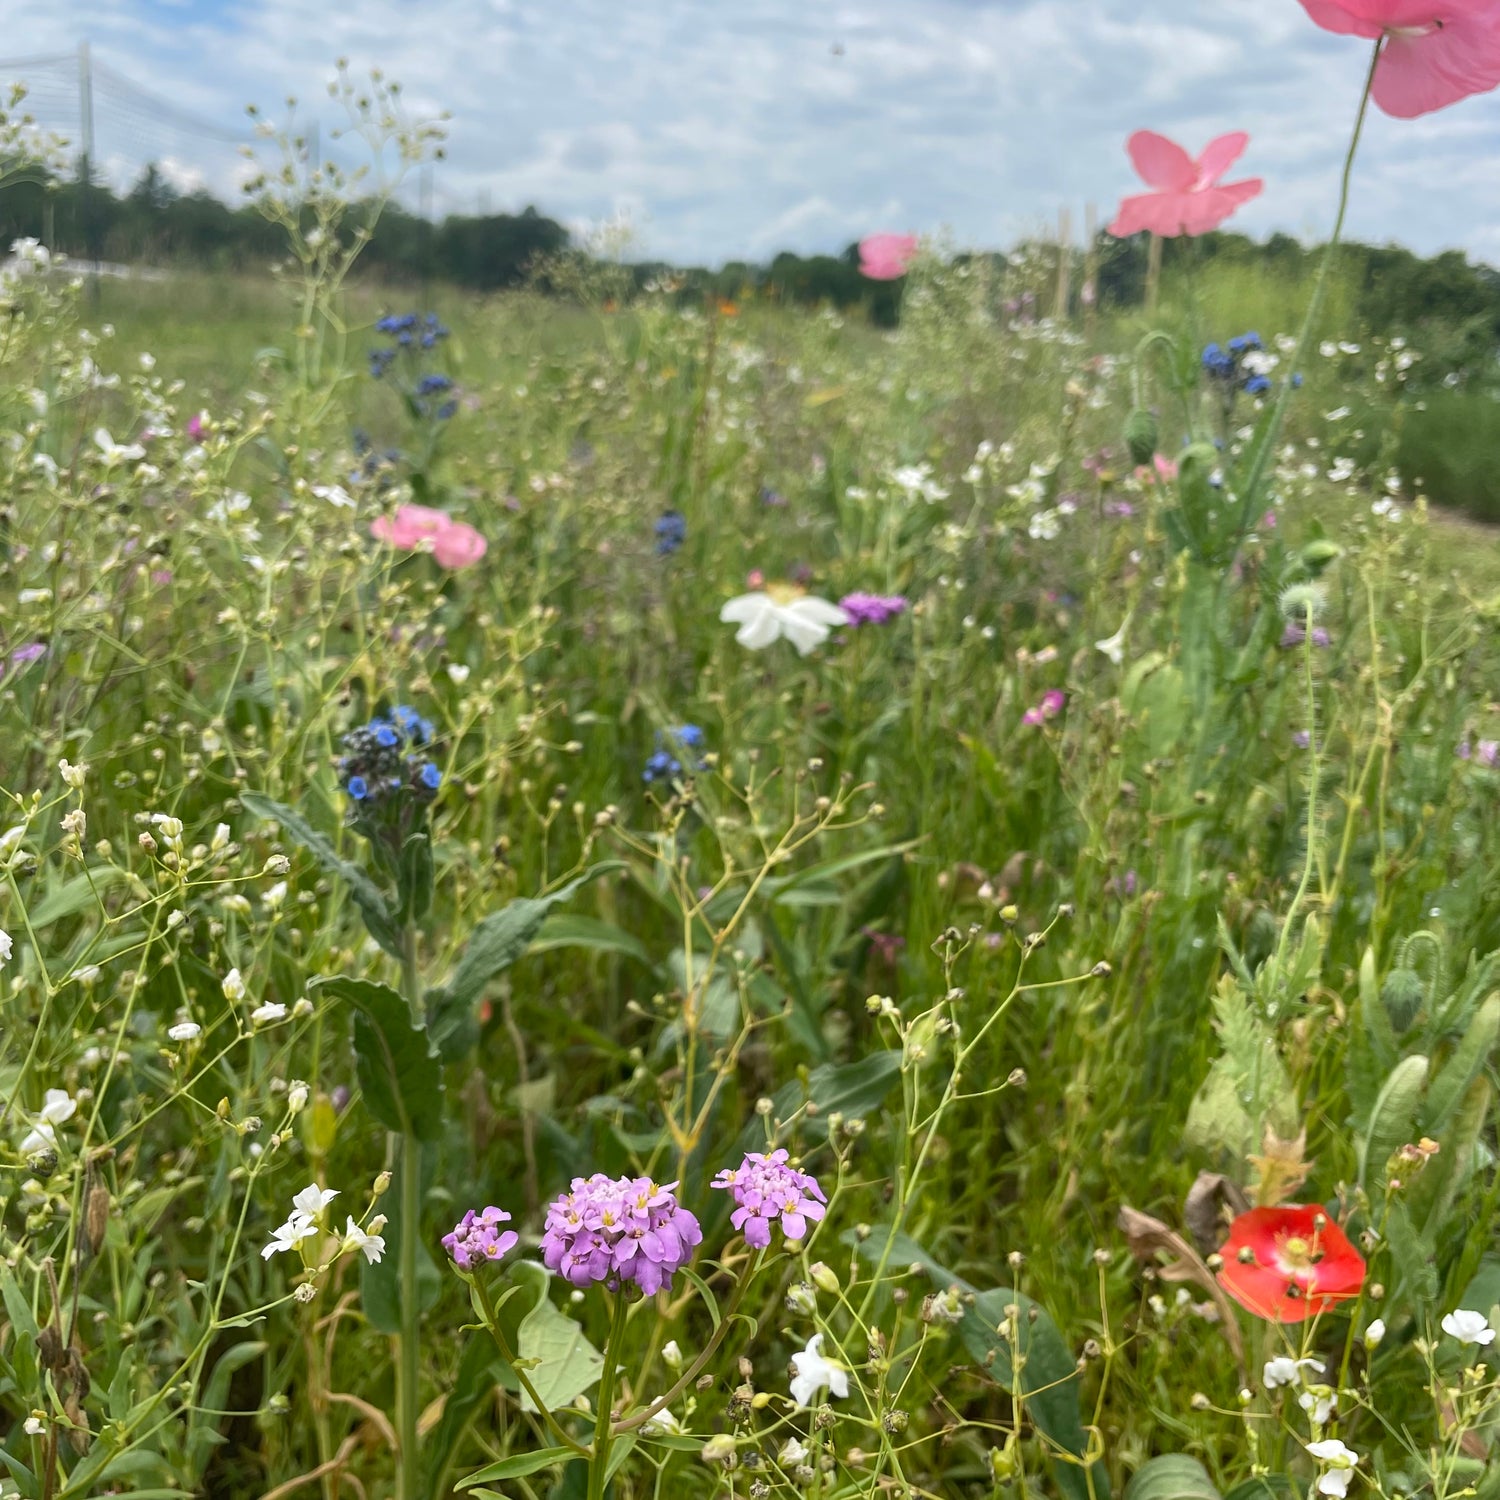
[261,1212,318,1260]
[342,1216,386,1264]
[1307,1439,1358,1497]
[720,588,849,657]
[789,1333,849,1408]
[1262,1356,1324,1390]
[292,1183,340,1218]
[1442,1309,1495,1346]
[167,1021,201,1042]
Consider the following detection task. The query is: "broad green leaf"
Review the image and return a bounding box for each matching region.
[398,831,435,925]
[529,914,656,968]
[239,793,401,958]
[1125,1456,1220,1500]
[456,1447,578,1489]
[1359,1054,1429,1194]
[1423,994,1499,1134]
[515,1278,604,1414]
[437,862,625,1012]
[360,1183,443,1335]
[310,975,444,1141]
[735,1050,902,1157]
[26,867,128,929]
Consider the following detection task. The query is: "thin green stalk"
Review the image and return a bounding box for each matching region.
[397,927,424,1500]
[589,1293,630,1500]
[1236,40,1380,522]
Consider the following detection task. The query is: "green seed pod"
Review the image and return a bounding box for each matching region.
[1300,538,1344,575]
[1382,966,1425,1033]
[1123,408,1159,467]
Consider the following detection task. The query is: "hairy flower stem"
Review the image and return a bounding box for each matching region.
[396,928,423,1500]
[588,1293,631,1500]
[1236,40,1379,528]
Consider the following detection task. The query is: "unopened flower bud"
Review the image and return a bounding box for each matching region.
[810,1262,840,1295]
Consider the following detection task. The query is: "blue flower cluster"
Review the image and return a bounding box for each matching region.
[337,706,443,806]
[368,313,458,420]
[1201,332,1286,398]
[350,428,402,490]
[644,724,707,784]
[654,510,687,556]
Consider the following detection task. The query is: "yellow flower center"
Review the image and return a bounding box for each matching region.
[765,582,805,605]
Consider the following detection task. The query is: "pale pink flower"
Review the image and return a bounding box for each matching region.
[371,504,453,550]
[858,233,919,280]
[1297,0,1500,117]
[1108,131,1263,238]
[431,521,488,569]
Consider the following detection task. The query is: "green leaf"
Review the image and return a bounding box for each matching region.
[456,1448,578,1489]
[310,975,444,1141]
[437,863,625,1012]
[1387,1199,1439,1311]
[398,831,435,926]
[514,1274,604,1414]
[1423,994,1500,1134]
[26,867,128,929]
[1223,1478,1293,1500]
[529,914,656,968]
[425,1335,507,1498]
[240,793,401,958]
[1360,1053,1429,1194]
[735,1050,902,1155]
[1124,1456,1221,1500]
[360,1186,442,1335]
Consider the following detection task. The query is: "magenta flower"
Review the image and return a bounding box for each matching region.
[1108,131,1263,238]
[1281,621,1332,649]
[839,592,909,626]
[1022,689,1067,727]
[442,1206,519,1269]
[185,411,209,442]
[858,233,919,280]
[712,1150,827,1249]
[540,1174,701,1296]
[1297,0,1500,117]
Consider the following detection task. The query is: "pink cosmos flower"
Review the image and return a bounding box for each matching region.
[858,233,919,280]
[1297,1,1500,117]
[431,521,488,569]
[1108,131,1263,238]
[371,503,453,550]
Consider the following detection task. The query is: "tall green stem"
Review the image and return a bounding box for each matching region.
[1236,40,1380,521]
[397,929,424,1500]
[589,1293,630,1500]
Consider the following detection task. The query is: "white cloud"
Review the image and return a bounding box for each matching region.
[0,0,1496,264]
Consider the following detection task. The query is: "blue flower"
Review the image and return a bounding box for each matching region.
[417,374,453,396]
[654,510,687,556]
[1245,375,1272,396]
[672,724,705,749]
[643,749,680,783]
[347,775,369,800]
[373,722,400,748]
[419,762,442,790]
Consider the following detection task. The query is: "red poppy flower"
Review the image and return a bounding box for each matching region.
[1217,1205,1366,1323]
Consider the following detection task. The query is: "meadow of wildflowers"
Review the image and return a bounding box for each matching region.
[3,17,1500,1500]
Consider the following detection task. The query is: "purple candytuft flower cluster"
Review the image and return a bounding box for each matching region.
[839,592,908,627]
[442,1206,519,1269]
[541,1174,702,1295]
[711,1149,827,1249]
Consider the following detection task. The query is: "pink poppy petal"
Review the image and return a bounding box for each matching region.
[1373,14,1500,118]
[1126,131,1197,193]
[431,522,488,569]
[1194,131,1250,187]
[1296,0,1389,37]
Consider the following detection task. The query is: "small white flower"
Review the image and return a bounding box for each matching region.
[264,881,288,910]
[58,759,88,789]
[640,1406,682,1436]
[211,823,231,853]
[39,1088,76,1127]
[222,968,247,1001]
[1262,1356,1324,1389]
[1442,1309,1495,1346]
[1300,1388,1337,1425]
[0,929,11,966]
[167,1020,201,1042]
[250,1002,287,1025]
[60,809,86,840]
[661,1339,683,1371]
[342,1216,385,1264]
[446,663,471,684]
[779,1437,809,1466]
[286,1080,309,1114]
[789,1333,848,1408]
[75,965,101,986]
[720,589,849,656]
[311,483,355,509]
[23,1415,45,1436]
[1095,617,1130,667]
[261,1211,317,1259]
[17,589,52,606]
[1308,1440,1358,1467]
[292,1183,339,1218]
[93,427,145,466]
[1364,1318,1385,1348]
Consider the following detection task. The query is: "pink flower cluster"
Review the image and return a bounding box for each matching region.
[711,1150,827,1249]
[540,1174,702,1295]
[857,233,918,280]
[441,1206,520,1269]
[1023,689,1066,728]
[839,592,909,626]
[371,503,488,569]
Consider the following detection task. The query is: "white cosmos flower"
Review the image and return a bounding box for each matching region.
[1442,1309,1495,1346]
[789,1333,848,1408]
[720,588,848,656]
[342,1216,385,1264]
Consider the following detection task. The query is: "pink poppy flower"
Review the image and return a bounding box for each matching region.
[1108,132,1263,238]
[858,233,919,280]
[1297,1,1500,117]
[371,503,453,551]
[431,521,488,569]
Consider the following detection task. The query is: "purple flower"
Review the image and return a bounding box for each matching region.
[442,1206,520,1270]
[1022,689,1066,727]
[711,1149,827,1250]
[540,1174,701,1296]
[1281,621,1331,650]
[1457,739,1499,767]
[9,642,46,666]
[1292,730,1312,750]
[1103,499,1135,519]
[838,592,908,627]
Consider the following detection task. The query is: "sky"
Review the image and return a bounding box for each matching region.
[2,0,1499,267]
